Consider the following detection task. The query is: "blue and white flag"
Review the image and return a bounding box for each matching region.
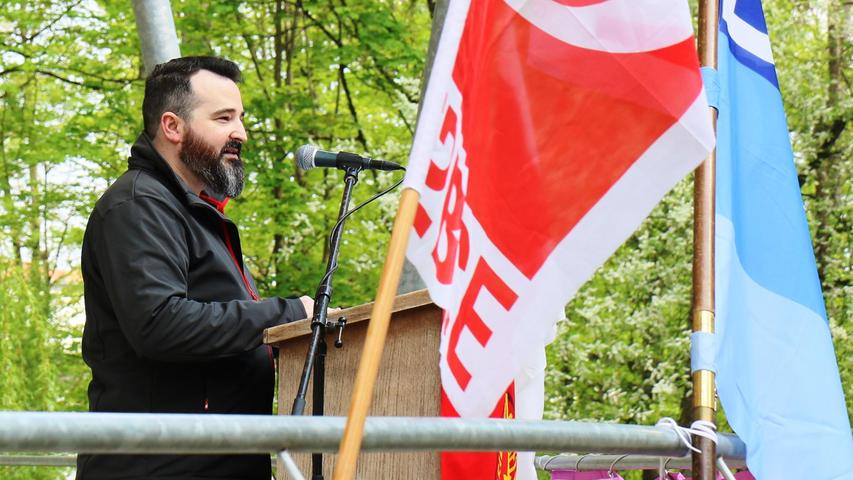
[715,0,853,478]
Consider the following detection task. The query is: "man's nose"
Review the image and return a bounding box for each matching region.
[232,121,248,143]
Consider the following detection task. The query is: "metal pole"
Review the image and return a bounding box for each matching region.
[292,168,361,416]
[396,0,451,295]
[0,454,280,468]
[278,450,307,480]
[692,0,720,478]
[414,0,451,127]
[0,413,745,458]
[716,457,738,480]
[131,0,181,76]
[396,0,451,297]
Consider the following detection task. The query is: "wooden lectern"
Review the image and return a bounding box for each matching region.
[263,289,441,479]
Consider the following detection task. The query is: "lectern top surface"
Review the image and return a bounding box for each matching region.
[263,289,432,345]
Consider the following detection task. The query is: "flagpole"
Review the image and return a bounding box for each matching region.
[692,0,719,479]
[331,188,420,480]
[332,2,450,477]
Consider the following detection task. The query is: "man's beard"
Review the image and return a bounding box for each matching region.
[179,127,244,198]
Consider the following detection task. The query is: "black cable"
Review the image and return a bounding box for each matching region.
[318,169,406,288]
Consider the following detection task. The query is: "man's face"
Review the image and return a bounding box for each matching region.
[179,125,244,197]
[179,70,248,197]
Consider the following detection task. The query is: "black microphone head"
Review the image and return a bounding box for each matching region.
[295,144,318,170]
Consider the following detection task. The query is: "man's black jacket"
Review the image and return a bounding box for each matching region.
[77,133,306,480]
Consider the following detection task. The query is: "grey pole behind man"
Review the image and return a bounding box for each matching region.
[78,56,313,480]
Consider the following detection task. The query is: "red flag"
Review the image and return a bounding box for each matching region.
[404,1,713,478]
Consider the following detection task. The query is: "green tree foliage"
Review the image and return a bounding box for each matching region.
[0,261,53,409]
[545,180,697,428]
[2,0,432,402]
[0,1,848,478]
[0,261,63,479]
[168,0,431,305]
[0,1,138,476]
[1,0,432,477]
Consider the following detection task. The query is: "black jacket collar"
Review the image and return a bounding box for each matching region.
[128,132,193,199]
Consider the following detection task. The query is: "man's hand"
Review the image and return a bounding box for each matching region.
[299,295,314,320]
[298,295,342,320]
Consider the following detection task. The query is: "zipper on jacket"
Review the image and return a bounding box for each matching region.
[267,345,276,374]
[200,194,274,372]
[199,193,260,301]
[219,222,260,300]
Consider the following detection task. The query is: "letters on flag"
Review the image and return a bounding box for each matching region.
[404,0,713,477]
[714,0,853,478]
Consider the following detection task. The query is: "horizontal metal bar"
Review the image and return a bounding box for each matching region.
[0,412,745,458]
[535,453,747,472]
[0,454,286,470]
[0,454,76,467]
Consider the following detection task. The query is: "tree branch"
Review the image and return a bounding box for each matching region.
[0,66,22,77]
[21,0,85,43]
[297,1,343,48]
[338,64,369,152]
[34,69,104,90]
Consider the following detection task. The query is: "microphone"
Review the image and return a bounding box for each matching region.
[295,145,404,171]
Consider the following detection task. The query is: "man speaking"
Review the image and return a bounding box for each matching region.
[77,56,311,479]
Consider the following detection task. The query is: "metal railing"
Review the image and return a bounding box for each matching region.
[0,412,745,463]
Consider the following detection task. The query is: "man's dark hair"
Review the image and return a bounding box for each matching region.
[142,56,242,138]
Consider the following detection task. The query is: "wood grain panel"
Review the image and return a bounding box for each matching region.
[267,295,442,479]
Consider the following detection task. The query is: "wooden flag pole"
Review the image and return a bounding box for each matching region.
[692,0,720,479]
[331,188,420,480]
[332,3,448,477]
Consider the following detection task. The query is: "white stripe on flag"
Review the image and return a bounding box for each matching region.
[404,1,471,191]
[504,0,694,52]
[722,0,774,63]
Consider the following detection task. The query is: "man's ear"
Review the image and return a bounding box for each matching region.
[160,112,184,145]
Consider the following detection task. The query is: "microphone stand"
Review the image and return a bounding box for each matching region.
[291,165,358,480]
